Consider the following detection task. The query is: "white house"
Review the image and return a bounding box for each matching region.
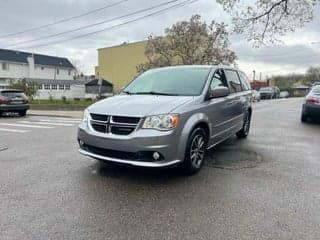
[0,48,87,99]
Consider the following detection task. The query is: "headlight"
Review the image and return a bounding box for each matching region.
[142,114,179,131]
[82,109,90,122]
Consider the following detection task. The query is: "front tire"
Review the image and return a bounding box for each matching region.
[181,128,207,174]
[18,110,27,117]
[236,111,251,138]
[301,113,308,122]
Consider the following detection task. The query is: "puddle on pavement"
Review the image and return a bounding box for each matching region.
[205,147,263,170]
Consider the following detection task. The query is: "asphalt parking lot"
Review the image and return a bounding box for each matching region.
[1,98,319,240]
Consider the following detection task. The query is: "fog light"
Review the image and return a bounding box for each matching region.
[153,152,160,160]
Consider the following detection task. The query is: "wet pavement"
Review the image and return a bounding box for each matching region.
[1,98,319,240]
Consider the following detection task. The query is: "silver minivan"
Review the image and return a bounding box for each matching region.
[78,65,252,173]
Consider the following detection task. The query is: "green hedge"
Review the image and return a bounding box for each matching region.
[30,99,95,107]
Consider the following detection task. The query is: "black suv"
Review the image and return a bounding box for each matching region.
[0,89,29,116]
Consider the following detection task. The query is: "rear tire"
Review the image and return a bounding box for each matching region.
[236,111,251,138]
[301,113,308,122]
[181,128,207,175]
[18,110,27,117]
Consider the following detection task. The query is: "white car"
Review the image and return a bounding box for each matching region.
[280,91,289,98]
[312,82,320,87]
[252,90,261,102]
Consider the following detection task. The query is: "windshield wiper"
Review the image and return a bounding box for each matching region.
[122,90,132,95]
[133,91,178,96]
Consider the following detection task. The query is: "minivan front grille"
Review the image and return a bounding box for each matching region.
[90,114,141,135]
[111,116,140,124]
[90,113,109,122]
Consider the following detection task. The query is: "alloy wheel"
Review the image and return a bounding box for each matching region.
[190,134,205,168]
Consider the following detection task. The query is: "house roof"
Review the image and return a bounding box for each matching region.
[85,79,113,86]
[292,85,310,89]
[26,78,86,85]
[0,48,74,68]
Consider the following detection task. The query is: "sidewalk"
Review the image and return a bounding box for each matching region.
[28,109,83,118]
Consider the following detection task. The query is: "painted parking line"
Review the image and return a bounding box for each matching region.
[0,123,54,129]
[47,117,82,121]
[20,121,74,127]
[0,127,29,133]
[39,119,80,124]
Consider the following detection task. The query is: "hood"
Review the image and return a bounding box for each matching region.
[88,94,194,117]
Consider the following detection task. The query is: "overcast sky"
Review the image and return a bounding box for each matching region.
[0,0,319,79]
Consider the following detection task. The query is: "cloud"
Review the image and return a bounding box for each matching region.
[0,0,319,77]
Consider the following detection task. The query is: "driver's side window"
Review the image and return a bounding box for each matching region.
[210,69,228,90]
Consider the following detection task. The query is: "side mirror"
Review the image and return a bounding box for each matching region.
[208,86,229,99]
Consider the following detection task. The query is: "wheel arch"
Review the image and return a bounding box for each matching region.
[177,113,211,161]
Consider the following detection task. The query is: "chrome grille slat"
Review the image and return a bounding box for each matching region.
[89,114,141,135]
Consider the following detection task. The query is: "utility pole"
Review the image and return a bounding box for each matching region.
[98,76,102,100]
[253,70,256,81]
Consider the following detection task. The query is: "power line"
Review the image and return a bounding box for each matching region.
[8,0,180,47]
[20,0,198,50]
[0,0,128,39]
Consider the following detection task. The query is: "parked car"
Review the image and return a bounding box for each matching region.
[259,87,276,99]
[280,91,289,98]
[252,90,261,102]
[0,89,29,116]
[301,86,320,122]
[78,65,253,174]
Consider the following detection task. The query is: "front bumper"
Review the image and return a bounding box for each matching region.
[77,122,184,168]
[78,148,181,167]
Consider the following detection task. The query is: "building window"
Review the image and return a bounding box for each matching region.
[56,68,59,74]
[2,63,9,71]
[59,84,64,90]
[51,84,57,90]
[68,69,72,75]
[44,84,50,90]
[65,84,70,90]
[41,66,44,70]
[38,84,43,90]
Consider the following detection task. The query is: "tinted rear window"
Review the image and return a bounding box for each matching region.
[1,91,26,98]
[260,87,273,91]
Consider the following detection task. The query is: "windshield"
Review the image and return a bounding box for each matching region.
[311,86,320,94]
[123,67,211,96]
[260,87,272,91]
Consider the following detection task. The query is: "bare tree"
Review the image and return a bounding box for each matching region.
[217,0,318,46]
[304,66,320,84]
[137,15,237,73]
[70,58,84,76]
